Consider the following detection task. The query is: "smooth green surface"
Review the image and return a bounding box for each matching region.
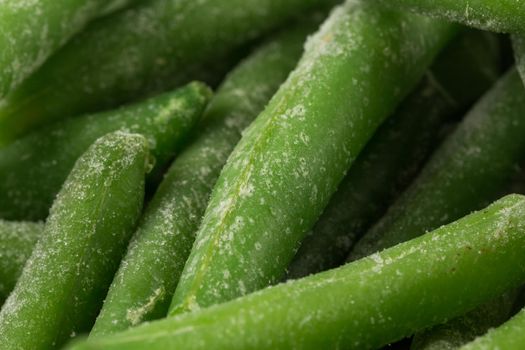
[0,0,337,145]
[460,307,525,349]
[69,195,525,350]
[0,132,148,350]
[0,0,138,99]
[0,220,43,303]
[350,67,525,261]
[286,30,500,279]
[169,1,457,315]
[0,82,210,221]
[89,23,314,337]
[411,292,517,350]
[375,0,525,33]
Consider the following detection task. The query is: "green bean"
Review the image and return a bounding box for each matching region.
[410,292,518,350]
[373,0,525,33]
[0,82,210,221]
[0,132,149,350]
[168,1,457,315]
[89,22,315,337]
[460,307,525,349]
[0,0,139,99]
[0,220,43,303]
[0,0,337,146]
[67,194,525,350]
[349,67,525,261]
[286,30,500,279]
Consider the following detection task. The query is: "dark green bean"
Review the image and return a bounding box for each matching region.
[349,67,525,261]
[373,0,525,33]
[0,0,337,145]
[0,82,210,221]
[0,0,139,98]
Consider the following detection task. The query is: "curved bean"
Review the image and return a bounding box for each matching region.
[69,194,525,350]
[349,67,525,261]
[286,30,501,279]
[0,82,210,221]
[0,0,336,145]
[0,220,43,303]
[373,0,525,33]
[0,132,149,350]
[0,0,139,99]
[89,22,316,336]
[169,1,457,315]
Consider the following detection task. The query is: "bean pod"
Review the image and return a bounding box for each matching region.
[90,22,315,336]
[69,194,525,350]
[0,0,336,145]
[170,1,457,315]
[0,82,210,221]
[0,132,149,350]
[350,67,525,261]
[0,0,138,98]
[286,30,501,279]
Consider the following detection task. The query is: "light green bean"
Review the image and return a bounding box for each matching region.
[0,132,149,350]
[68,194,525,350]
[169,1,457,315]
[286,29,501,279]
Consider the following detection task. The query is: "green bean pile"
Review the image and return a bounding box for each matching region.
[1,0,525,349]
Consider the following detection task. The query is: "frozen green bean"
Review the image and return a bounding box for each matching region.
[350,67,525,261]
[411,292,517,350]
[0,82,210,221]
[68,194,525,350]
[0,220,43,303]
[0,132,149,350]
[374,0,525,33]
[287,30,500,279]
[90,23,315,336]
[169,1,457,315]
[0,0,139,99]
[0,0,337,145]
